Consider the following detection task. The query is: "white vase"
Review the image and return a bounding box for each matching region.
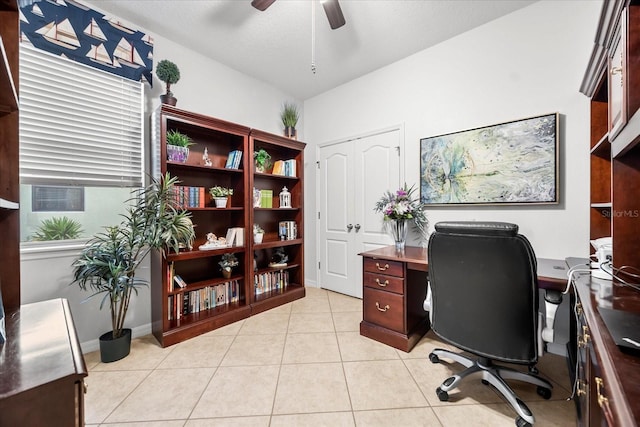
[214,197,228,208]
[254,232,264,244]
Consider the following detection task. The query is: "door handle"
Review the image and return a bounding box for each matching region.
[354,224,361,232]
[347,224,353,232]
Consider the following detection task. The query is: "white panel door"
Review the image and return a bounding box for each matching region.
[319,128,401,298]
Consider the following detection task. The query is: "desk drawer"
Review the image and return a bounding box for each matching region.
[363,272,404,294]
[363,287,404,333]
[363,258,403,277]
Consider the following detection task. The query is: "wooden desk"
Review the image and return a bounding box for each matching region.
[0,299,88,426]
[359,247,571,352]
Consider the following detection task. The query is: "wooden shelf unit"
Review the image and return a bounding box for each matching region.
[151,105,306,346]
[0,0,19,312]
[576,0,640,424]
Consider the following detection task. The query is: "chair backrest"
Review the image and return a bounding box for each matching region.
[428,221,539,364]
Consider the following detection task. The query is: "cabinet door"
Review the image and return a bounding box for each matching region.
[608,10,627,139]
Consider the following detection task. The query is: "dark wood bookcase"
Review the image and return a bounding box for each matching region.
[151,106,306,346]
[577,0,640,425]
[0,0,19,312]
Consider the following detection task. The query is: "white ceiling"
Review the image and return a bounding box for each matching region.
[86,0,537,100]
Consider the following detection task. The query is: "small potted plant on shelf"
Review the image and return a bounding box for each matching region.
[71,173,195,363]
[280,102,299,140]
[219,252,239,279]
[156,59,180,106]
[254,148,272,173]
[253,223,265,244]
[209,186,233,208]
[166,130,193,163]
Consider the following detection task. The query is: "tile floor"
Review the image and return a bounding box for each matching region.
[84,287,577,426]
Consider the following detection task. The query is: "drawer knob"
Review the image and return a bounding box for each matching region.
[375,278,389,287]
[375,302,390,312]
[375,262,389,271]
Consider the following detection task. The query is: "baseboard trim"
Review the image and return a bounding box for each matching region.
[80,323,152,354]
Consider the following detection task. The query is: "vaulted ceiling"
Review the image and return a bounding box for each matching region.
[86,0,537,100]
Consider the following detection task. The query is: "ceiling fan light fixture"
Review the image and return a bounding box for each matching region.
[322,0,346,30]
[251,0,276,12]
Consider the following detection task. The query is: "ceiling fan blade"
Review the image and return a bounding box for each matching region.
[322,0,346,30]
[251,0,276,11]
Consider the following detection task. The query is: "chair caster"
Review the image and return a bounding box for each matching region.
[429,353,440,364]
[481,379,489,385]
[515,416,532,427]
[436,387,449,401]
[536,386,552,400]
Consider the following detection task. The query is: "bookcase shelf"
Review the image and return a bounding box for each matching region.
[151,105,306,346]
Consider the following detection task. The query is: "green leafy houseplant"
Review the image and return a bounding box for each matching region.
[280,102,299,128]
[71,173,195,344]
[31,216,84,241]
[218,253,239,271]
[166,130,193,147]
[253,148,272,172]
[209,186,234,198]
[155,59,180,97]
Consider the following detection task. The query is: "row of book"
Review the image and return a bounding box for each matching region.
[255,270,289,295]
[257,189,273,208]
[167,280,241,320]
[224,150,243,169]
[173,185,206,209]
[271,159,297,177]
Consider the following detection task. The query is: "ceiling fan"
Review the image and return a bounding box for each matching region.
[251,0,346,30]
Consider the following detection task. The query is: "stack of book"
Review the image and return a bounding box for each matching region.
[271,159,297,177]
[224,150,243,169]
[260,189,273,208]
[167,280,241,320]
[254,270,289,296]
[173,185,205,208]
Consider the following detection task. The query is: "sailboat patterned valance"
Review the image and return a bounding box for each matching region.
[19,0,153,85]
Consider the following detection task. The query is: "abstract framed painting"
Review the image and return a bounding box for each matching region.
[420,113,559,206]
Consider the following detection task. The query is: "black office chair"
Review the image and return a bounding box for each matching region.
[425,221,553,427]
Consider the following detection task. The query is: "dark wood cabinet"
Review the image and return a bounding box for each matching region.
[0,299,88,426]
[151,106,305,346]
[359,246,430,352]
[578,0,640,424]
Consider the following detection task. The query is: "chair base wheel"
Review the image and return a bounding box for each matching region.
[516,416,532,427]
[536,386,552,400]
[436,387,449,401]
[429,353,440,364]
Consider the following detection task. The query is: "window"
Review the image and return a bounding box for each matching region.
[19,45,144,244]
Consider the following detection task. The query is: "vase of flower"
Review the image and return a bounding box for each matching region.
[388,219,408,251]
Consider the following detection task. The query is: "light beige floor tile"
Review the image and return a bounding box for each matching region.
[220,334,285,366]
[337,332,400,361]
[534,352,573,396]
[100,422,186,426]
[271,412,355,427]
[282,332,341,364]
[343,360,428,411]
[327,291,362,312]
[200,319,245,337]
[190,366,280,418]
[287,312,335,333]
[527,399,577,425]
[353,408,442,427]
[396,329,454,360]
[83,350,101,370]
[157,335,235,369]
[291,295,332,313]
[105,368,214,422]
[268,301,293,314]
[91,335,173,371]
[333,311,363,332]
[237,312,290,335]
[305,286,329,298]
[84,370,151,424]
[185,416,271,426]
[273,363,351,414]
[432,403,519,427]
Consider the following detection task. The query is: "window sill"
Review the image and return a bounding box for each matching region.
[21,240,87,261]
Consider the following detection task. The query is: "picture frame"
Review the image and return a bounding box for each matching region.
[420,113,559,206]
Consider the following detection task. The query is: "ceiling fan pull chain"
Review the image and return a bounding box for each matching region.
[311,0,317,74]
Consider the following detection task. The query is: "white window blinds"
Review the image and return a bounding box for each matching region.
[19,45,144,187]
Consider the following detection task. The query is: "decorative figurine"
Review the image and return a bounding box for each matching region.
[253,187,262,208]
[203,147,212,167]
[269,247,288,267]
[198,232,227,250]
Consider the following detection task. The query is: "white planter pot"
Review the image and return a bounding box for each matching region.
[214,197,228,208]
[254,233,264,244]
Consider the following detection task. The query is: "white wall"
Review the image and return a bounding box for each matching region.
[20,16,303,351]
[303,0,602,286]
